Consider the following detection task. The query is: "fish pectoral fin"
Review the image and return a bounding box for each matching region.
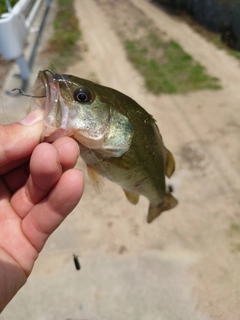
[123,189,139,205]
[147,193,178,223]
[165,149,176,178]
[109,155,135,170]
[87,164,104,193]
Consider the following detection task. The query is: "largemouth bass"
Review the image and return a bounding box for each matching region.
[30,70,178,223]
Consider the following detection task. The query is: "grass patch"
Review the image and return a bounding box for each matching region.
[98,0,221,94]
[201,32,240,61]
[0,0,18,15]
[44,0,81,72]
[229,223,240,234]
[125,32,221,94]
[227,223,240,253]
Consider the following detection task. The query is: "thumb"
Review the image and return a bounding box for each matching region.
[19,109,44,127]
[0,109,44,170]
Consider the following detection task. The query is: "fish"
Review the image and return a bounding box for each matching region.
[30,69,178,223]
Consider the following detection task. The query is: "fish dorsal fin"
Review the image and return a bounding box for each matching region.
[147,193,178,223]
[165,149,175,178]
[87,164,104,193]
[123,189,139,205]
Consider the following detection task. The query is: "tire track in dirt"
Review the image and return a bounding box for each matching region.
[70,1,240,319]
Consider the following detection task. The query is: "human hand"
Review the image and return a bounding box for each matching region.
[0,110,84,311]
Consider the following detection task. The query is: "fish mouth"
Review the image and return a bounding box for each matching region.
[31,70,53,113]
[30,70,71,141]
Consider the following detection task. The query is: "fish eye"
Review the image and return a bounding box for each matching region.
[73,88,92,103]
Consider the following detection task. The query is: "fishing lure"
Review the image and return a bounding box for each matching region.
[73,254,81,271]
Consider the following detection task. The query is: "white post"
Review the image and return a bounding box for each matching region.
[0,0,47,82]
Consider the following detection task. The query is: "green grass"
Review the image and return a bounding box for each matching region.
[0,0,18,15]
[229,223,240,234]
[45,0,81,72]
[125,32,221,94]
[228,223,240,252]
[207,33,240,61]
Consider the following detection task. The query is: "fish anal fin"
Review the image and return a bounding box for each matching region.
[123,189,139,205]
[165,149,175,178]
[87,164,104,193]
[147,193,178,223]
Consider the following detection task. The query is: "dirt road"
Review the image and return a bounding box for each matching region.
[2,0,240,319]
[69,1,240,318]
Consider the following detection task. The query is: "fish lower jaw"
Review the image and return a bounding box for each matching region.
[73,130,106,149]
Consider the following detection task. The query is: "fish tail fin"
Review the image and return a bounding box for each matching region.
[147,193,178,223]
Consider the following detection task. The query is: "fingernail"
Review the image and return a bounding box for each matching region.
[20,109,43,126]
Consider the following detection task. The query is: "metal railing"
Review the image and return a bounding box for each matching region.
[0,0,51,84]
